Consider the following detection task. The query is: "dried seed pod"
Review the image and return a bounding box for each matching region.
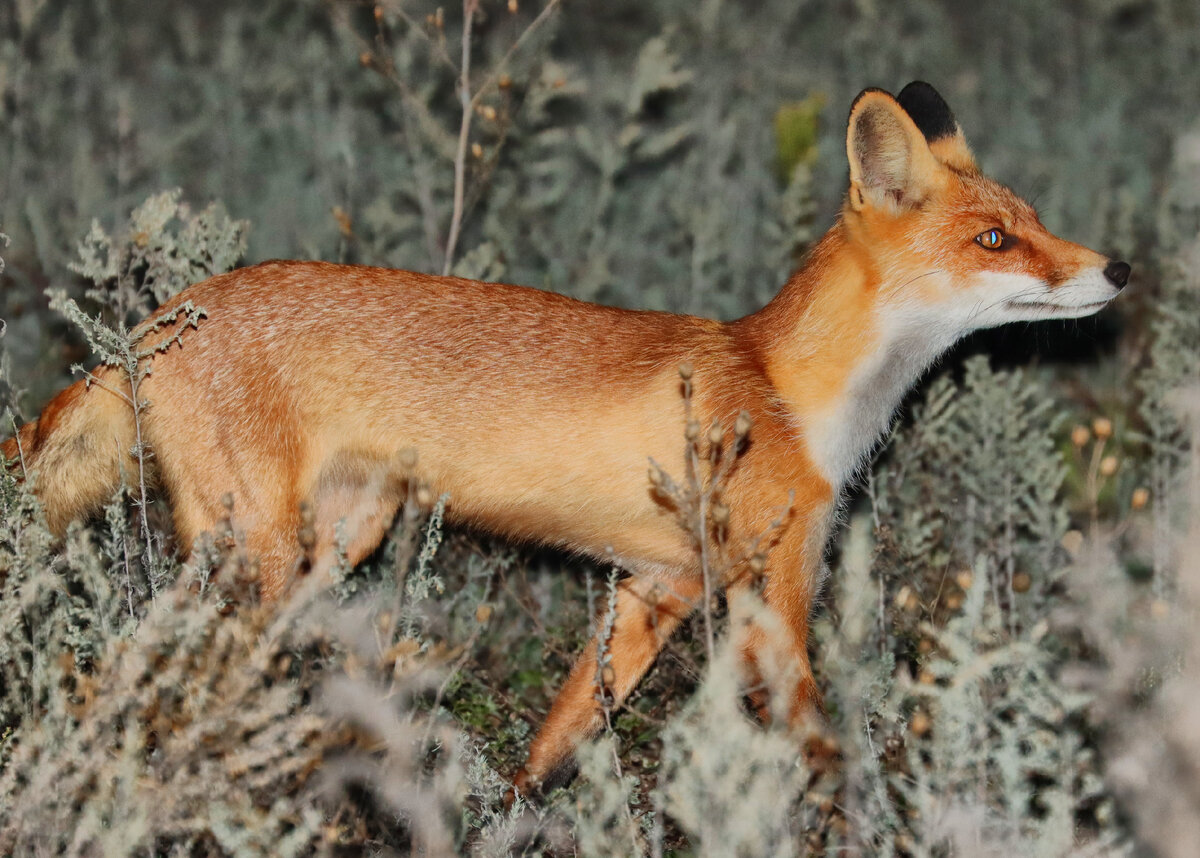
[685,418,701,441]
[707,419,723,447]
[1131,487,1150,510]
[1011,571,1032,593]
[711,502,730,526]
[416,484,434,508]
[735,409,753,439]
[1092,417,1113,439]
[1099,455,1119,477]
[910,710,932,737]
[1071,425,1091,447]
[678,362,694,380]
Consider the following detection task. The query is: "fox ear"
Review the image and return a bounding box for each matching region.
[846,88,944,213]
[896,81,976,172]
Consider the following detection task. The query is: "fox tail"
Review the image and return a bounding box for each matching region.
[1,376,134,534]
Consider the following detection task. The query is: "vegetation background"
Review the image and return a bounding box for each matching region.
[1,0,1199,855]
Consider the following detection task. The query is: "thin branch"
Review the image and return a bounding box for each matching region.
[443,0,564,274]
[441,0,479,276]
[468,0,564,112]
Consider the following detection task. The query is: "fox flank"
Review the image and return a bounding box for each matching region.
[1,82,1127,796]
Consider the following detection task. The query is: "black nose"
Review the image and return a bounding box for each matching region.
[1104,260,1130,289]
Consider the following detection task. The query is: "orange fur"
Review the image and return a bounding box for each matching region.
[1,82,1127,794]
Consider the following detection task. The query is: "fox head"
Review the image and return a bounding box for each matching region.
[843,81,1128,332]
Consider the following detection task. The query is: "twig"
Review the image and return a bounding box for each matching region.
[442,0,563,274]
[441,0,479,276]
[468,0,564,113]
[10,415,27,482]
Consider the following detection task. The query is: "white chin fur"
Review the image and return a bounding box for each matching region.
[968,270,1119,327]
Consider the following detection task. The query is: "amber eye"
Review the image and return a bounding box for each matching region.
[975,228,1005,250]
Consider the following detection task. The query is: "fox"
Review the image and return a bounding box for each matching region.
[2,82,1127,796]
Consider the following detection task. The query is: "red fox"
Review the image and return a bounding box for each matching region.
[2,82,1126,795]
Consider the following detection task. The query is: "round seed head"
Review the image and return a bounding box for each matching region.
[711,502,730,526]
[707,419,723,447]
[1092,417,1113,439]
[471,142,483,158]
[1011,571,1032,593]
[735,410,753,439]
[416,485,434,508]
[749,552,767,575]
[1099,455,1119,477]
[954,570,973,590]
[910,710,932,737]
[1131,487,1150,510]
[678,362,693,381]
[685,418,701,442]
[1071,425,1091,447]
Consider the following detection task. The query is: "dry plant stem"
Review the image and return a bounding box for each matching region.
[1086,435,1108,532]
[10,415,27,481]
[369,10,444,269]
[128,370,156,580]
[80,363,155,604]
[595,570,641,857]
[467,0,563,112]
[441,0,563,274]
[330,2,454,157]
[682,375,716,664]
[442,0,478,276]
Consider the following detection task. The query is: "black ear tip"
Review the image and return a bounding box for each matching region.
[896,81,957,143]
[898,81,941,100]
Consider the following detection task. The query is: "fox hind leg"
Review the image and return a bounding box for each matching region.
[513,572,704,797]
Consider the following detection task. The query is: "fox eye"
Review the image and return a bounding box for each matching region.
[975,228,1005,250]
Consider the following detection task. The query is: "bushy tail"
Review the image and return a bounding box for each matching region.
[1,377,135,534]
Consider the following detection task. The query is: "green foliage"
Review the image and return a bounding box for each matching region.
[874,357,1070,630]
[774,95,824,179]
[70,189,246,324]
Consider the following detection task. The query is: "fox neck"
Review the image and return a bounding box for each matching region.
[739,222,963,490]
